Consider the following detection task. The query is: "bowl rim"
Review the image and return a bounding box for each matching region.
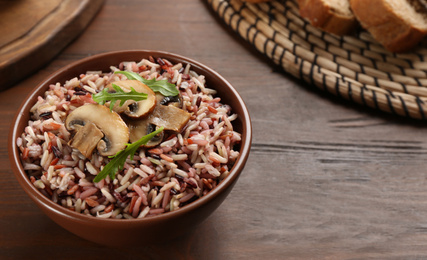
[9,49,252,224]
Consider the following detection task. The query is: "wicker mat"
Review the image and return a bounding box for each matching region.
[206,0,427,120]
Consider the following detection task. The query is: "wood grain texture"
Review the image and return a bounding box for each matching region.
[0,0,61,48]
[2,0,427,259]
[0,0,104,89]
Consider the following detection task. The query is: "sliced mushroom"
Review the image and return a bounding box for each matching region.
[126,104,190,146]
[68,122,103,159]
[148,104,191,132]
[126,117,165,148]
[124,90,189,147]
[107,80,156,118]
[155,92,183,108]
[65,104,129,157]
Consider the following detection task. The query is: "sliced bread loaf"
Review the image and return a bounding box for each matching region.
[298,0,358,35]
[350,0,427,52]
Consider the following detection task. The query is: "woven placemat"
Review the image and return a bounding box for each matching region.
[206,0,427,120]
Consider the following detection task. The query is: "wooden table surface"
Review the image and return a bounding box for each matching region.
[2,0,427,259]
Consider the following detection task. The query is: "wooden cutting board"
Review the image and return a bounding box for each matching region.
[0,0,104,90]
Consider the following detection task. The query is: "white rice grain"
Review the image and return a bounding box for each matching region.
[75,198,83,213]
[40,150,49,168]
[160,159,177,169]
[47,166,55,181]
[152,192,164,207]
[87,80,98,91]
[160,137,177,147]
[128,176,142,190]
[137,206,150,218]
[171,154,188,161]
[23,163,41,171]
[100,187,116,203]
[86,162,98,175]
[205,164,221,177]
[186,144,198,151]
[209,151,228,164]
[97,211,113,219]
[173,168,189,178]
[33,180,45,189]
[139,164,155,175]
[62,160,78,167]
[74,167,85,179]
[177,133,184,146]
[56,138,63,151]
[120,168,134,185]
[160,182,175,192]
[90,205,106,215]
[114,182,130,193]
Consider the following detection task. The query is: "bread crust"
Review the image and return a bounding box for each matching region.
[241,0,271,3]
[298,0,357,35]
[350,0,427,52]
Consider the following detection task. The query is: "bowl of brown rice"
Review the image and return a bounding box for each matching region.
[9,50,251,246]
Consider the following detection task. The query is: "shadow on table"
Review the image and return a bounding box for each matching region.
[1,210,221,260]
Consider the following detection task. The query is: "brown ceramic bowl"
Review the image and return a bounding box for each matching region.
[9,50,251,246]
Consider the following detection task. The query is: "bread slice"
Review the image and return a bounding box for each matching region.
[241,0,271,3]
[350,0,427,52]
[298,0,358,35]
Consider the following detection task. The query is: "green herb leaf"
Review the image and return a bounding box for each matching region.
[93,127,164,183]
[114,70,145,82]
[115,70,179,97]
[92,84,148,111]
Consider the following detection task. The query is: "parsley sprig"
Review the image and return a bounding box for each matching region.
[115,70,179,97]
[92,83,148,111]
[93,127,164,183]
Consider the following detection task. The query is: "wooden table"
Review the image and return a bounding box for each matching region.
[2,0,427,259]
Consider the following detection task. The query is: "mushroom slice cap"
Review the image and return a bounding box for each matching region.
[148,104,191,132]
[156,92,183,108]
[65,104,129,156]
[126,117,165,148]
[68,122,103,159]
[107,80,156,118]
